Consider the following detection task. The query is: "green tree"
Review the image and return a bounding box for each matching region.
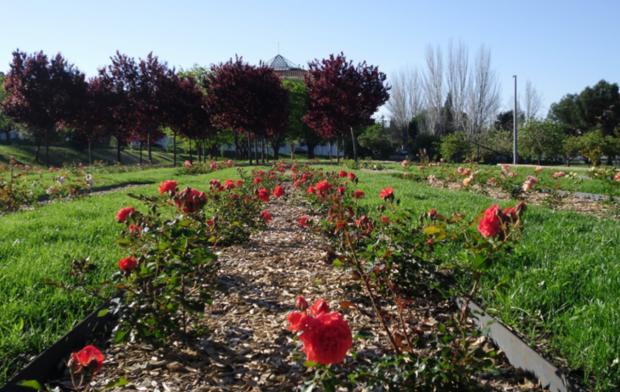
[549,80,620,136]
[282,79,322,158]
[439,131,471,162]
[0,72,15,143]
[519,119,565,163]
[358,122,393,159]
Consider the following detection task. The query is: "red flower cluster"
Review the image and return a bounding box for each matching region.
[257,187,270,202]
[477,203,526,239]
[210,179,223,191]
[260,210,272,222]
[68,345,104,374]
[115,206,135,223]
[338,170,347,178]
[314,180,332,196]
[352,189,365,199]
[287,297,352,365]
[297,215,310,227]
[118,256,138,273]
[224,179,236,190]
[273,185,285,198]
[174,188,207,213]
[379,187,394,201]
[158,180,177,195]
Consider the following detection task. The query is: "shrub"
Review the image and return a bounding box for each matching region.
[439,132,471,162]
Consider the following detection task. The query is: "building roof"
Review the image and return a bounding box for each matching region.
[266,54,302,71]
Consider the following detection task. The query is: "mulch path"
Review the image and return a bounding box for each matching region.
[85,196,545,391]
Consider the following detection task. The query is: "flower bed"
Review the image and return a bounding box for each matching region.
[8,163,560,390]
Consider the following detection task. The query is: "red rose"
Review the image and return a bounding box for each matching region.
[298,312,352,365]
[69,345,104,373]
[348,172,357,181]
[260,210,272,222]
[273,185,285,198]
[288,311,310,332]
[306,185,316,195]
[209,179,223,191]
[158,180,177,195]
[337,186,346,195]
[115,206,135,223]
[338,170,348,178]
[379,187,394,201]
[477,204,502,238]
[183,160,193,169]
[297,215,310,227]
[257,187,270,202]
[296,295,309,311]
[309,299,330,316]
[253,177,263,184]
[127,224,141,235]
[236,179,244,187]
[209,161,218,170]
[174,188,207,213]
[427,208,438,220]
[224,179,235,190]
[352,189,365,199]
[315,180,332,196]
[380,215,390,224]
[118,256,138,273]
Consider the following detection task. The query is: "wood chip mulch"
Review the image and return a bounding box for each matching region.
[85,196,545,391]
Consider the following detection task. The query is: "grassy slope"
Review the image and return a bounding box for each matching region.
[349,169,620,391]
[0,144,197,166]
[0,168,239,385]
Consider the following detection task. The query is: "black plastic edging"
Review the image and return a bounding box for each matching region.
[1,298,121,392]
[36,181,154,203]
[457,298,581,392]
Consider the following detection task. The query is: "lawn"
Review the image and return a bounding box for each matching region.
[1,163,619,390]
[0,144,197,167]
[0,167,240,385]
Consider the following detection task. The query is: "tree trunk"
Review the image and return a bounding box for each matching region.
[289,143,295,160]
[271,141,281,160]
[307,143,316,159]
[261,138,266,163]
[139,142,143,165]
[35,141,41,163]
[116,137,122,163]
[337,136,342,164]
[45,129,50,166]
[188,138,193,161]
[234,133,239,160]
[4,130,11,144]
[173,132,177,167]
[147,130,152,164]
[247,134,252,165]
[88,140,92,165]
[350,126,358,162]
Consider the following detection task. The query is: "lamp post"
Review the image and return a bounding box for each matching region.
[513,75,518,164]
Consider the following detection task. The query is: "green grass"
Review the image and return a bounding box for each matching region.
[0,143,198,166]
[347,169,620,391]
[392,162,620,197]
[0,167,240,385]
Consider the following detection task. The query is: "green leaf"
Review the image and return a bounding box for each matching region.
[332,258,343,268]
[17,380,41,390]
[97,308,110,317]
[105,376,129,389]
[304,360,318,368]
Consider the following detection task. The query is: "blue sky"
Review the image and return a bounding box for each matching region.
[2,0,619,115]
